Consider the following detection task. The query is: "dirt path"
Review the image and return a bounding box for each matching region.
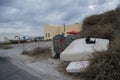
[0,41,72,80]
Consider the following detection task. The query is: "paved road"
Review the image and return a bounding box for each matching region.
[0,57,41,80]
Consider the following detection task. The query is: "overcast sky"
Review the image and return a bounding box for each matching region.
[0,0,119,36]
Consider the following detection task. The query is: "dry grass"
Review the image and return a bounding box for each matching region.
[80,7,120,40]
[80,52,120,80]
[79,7,120,80]
[80,24,114,40]
[0,45,13,49]
[22,47,52,59]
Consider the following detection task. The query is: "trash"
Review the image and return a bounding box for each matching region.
[60,38,109,61]
[66,61,89,73]
[52,35,65,58]
[52,34,77,59]
[85,36,96,44]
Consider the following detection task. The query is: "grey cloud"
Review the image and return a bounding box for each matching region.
[0,0,15,6]
[0,0,119,36]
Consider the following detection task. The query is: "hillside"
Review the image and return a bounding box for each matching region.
[80,7,120,80]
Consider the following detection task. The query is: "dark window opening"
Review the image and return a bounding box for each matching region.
[48,33,50,37]
[46,33,47,37]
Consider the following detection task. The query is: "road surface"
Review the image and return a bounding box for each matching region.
[0,57,41,80]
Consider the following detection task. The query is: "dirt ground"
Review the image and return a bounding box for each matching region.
[0,41,77,80]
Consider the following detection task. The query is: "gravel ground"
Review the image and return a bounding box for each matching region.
[0,41,72,80]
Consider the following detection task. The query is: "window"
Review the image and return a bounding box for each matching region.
[48,33,50,37]
[46,33,47,37]
[46,33,50,38]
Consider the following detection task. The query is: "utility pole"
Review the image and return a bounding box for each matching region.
[64,23,65,33]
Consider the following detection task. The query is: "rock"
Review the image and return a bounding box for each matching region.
[66,61,89,73]
[60,38,109,61]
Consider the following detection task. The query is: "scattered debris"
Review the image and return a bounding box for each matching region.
[66,61,90,73]
[60,38,109,61]
[52,34,78,59]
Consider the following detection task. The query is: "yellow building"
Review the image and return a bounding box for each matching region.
[44,23,82,40]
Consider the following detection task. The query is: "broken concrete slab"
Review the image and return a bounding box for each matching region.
[66,61,89,73]
[60,38,109,61]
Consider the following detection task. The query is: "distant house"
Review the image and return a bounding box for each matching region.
[44,23,82,40]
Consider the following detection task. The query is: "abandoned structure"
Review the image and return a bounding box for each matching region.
[44,23,82,40]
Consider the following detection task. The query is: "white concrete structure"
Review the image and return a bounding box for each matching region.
[66,61,89,73]
[60,38,109,61]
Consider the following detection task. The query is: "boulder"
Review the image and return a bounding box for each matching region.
[60,38,109,61]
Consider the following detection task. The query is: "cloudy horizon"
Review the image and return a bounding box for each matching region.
[0,0,119,36]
